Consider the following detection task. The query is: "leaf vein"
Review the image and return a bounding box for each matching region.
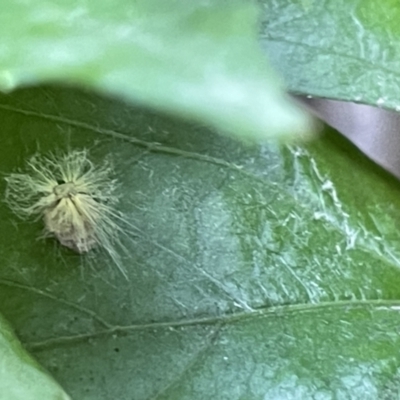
[0,278,112,328]
[27,299,400,351]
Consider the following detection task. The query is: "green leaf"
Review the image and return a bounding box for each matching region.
[1,85,400,398]
[260,0,400,110]
[0,313,70,400]
[0,0,311,140]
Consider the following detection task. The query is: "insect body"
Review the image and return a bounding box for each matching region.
[44,181,98,253]
[5,150,122,257]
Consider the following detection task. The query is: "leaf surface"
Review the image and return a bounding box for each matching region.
[0,85,400,398]
[0,313,70,400]
[260,0,400,110]
[0,0,311,140]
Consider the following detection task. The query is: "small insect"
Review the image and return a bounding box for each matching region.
[5,149,129,277]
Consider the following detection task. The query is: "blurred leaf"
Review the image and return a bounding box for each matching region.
[0,0,311,140]
[1,85,400,398]
[260,0,400,110]
[0,313,70,400]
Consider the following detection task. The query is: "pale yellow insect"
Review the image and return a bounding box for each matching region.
[5,150,128,277]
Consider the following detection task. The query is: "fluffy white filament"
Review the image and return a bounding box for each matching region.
[5,150,128,278]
